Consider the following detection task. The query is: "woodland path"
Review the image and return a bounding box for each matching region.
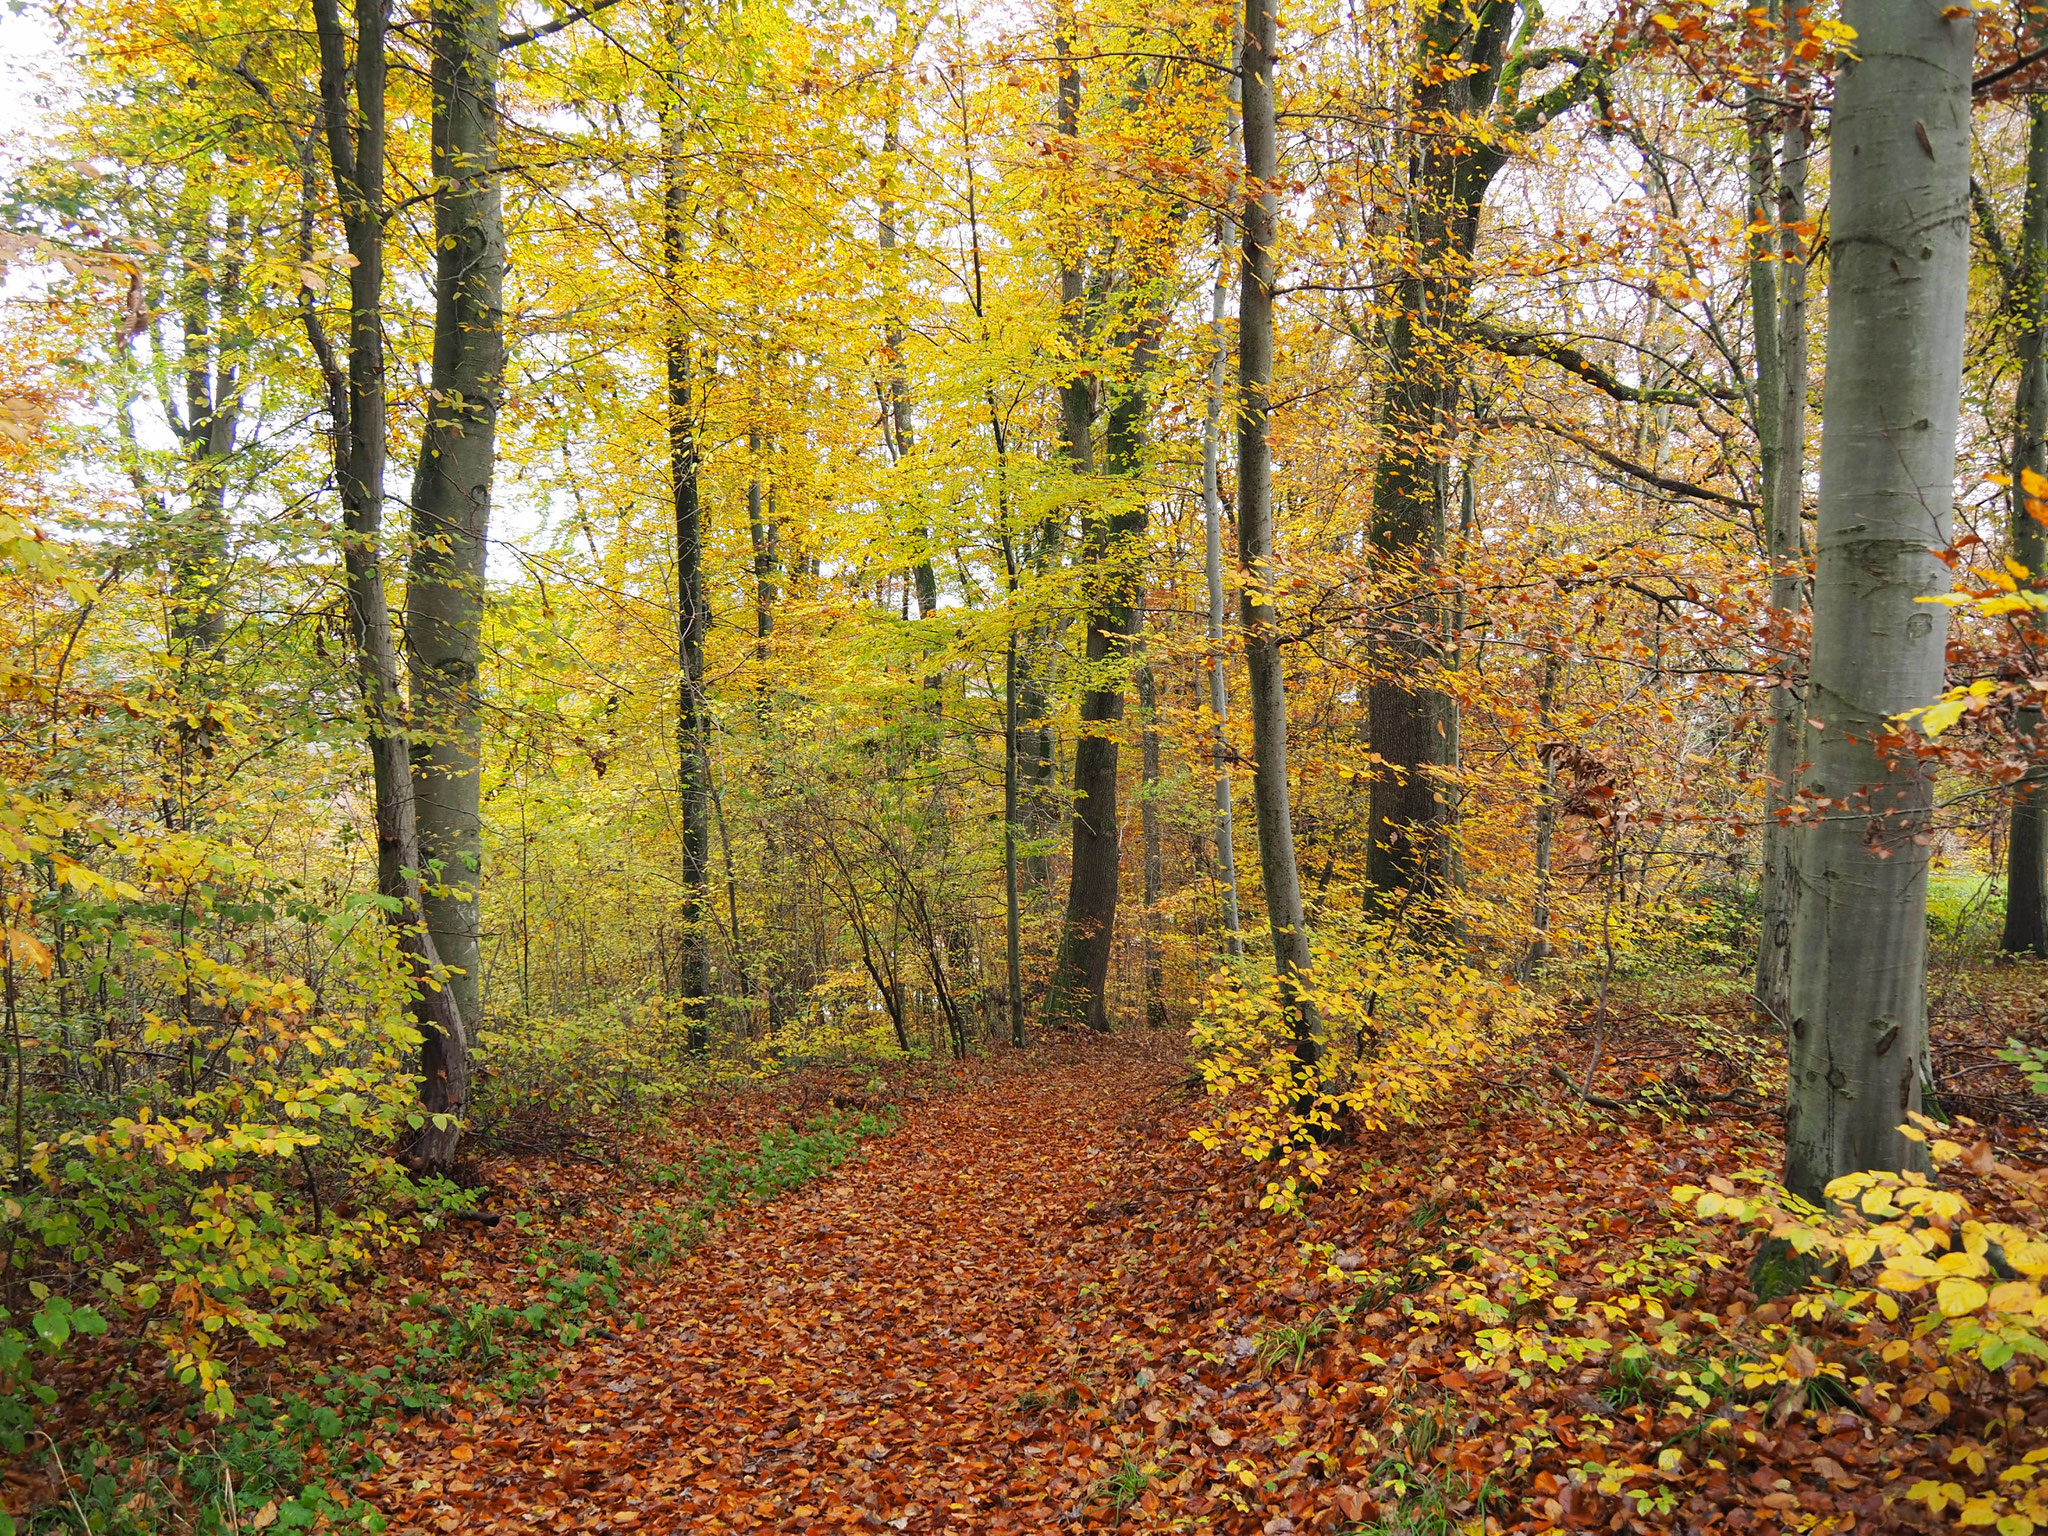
[372,1042,1191,1535]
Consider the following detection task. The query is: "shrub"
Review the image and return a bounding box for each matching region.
[4,792,430,1421]
[1190,907,1549,1208]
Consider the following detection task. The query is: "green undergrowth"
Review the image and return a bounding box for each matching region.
[9,1106,896,1536]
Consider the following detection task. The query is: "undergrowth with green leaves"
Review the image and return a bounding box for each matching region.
[6,1107,896,1535]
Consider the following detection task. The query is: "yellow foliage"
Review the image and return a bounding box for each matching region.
[1190,906,1549,1204]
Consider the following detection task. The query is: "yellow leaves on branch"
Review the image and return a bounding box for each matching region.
[1190,906,1549,1207]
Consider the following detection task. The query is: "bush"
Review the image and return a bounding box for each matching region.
[1190,906,1549,1208]
[3,792,431,1421]
[1678,1120,2048,1535]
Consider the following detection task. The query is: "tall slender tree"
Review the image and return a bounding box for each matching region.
[1784,0,1973,1200]
[2001,94,2048,959]
[662,9,712,1052]
[1202,248,1244,955]
[407,0,505,1031]
[309,0,470,1170]
[1751,0,1813,1025]
[1237,0,1315,1058]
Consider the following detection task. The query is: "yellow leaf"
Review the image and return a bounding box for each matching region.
[1938,1277,1989,1317]
[1920,695,1969,737]
[1989,1282,2042,1314]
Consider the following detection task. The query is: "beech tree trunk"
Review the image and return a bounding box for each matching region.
[172,206,243,667]
[1753,0,1811,1027]
[1522,651,1564,978]
[1136,655,1167,1027]
[2003,95,2048,959]
[1238,0,1317,1058]
[1365,4,1614,902]
[311,0,469,1171]
[1784,0,1972,1201]
[1365,8,1509,900]
[407,0,504,1032]
[1202,259,1244,955]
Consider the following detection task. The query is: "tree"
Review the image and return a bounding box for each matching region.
[1367,3,1621,900]
[1784,0,1974,1201]
[1998,94,2048,959]
[407,0,508,1032]
[309,0,471,1171]
[1749,0,1813,1024]
[1236,0,1316,1059]
[661,4,712,1054]
[1041,44,1186,1034]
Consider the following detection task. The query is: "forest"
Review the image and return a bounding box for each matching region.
[2,0,2048,1529]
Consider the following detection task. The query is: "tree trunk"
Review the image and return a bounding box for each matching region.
[310,0,468,1172]
[1784,0,1972,1201]
[172,207,243,667]
[878,5,939,620]
[1202,257,1244,955]
[747,429,776,661]
[663,52,712,1054]
[1755,2,1811,1026]
[1364,5,1614,902]
[406,0,504,1032]
[2003,94,2048,959]
[1365,9,1513,900]
[1136,654,1167,1027]
[1522,651,1564,978]
[1041,312,1161,1033]
[1238,0,1317,1058]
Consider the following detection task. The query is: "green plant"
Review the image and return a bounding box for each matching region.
[1254,1311,1329,1373]
[1096,1456,1154,1512]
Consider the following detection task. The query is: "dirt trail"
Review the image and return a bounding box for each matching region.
[373,1043,1188,1534]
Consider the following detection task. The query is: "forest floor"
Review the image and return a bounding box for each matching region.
[25,966,2048,1536]
[364,1034,1198,1533]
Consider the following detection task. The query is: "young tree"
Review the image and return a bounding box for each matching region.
[1784,0,1974,1201]
[1237,0,1315,1055]
[661,14,712,1053]
[1750,0,1813,1023]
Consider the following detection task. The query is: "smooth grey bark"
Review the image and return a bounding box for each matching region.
[309,0,469,1171]
[1784,0,1972,1202]
[1136,654,1167,1027]
[406,0,505,1031]
[2002,95,2048,958]
[1753,0,1812,1026]
[1521,651,1564,978]
[1202,257,1244,956]
[171,204,244,666]
[1238,0,1317,1057]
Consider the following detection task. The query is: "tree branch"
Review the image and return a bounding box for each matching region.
[1492,414,1754,510]
[1975,43,2048,97]
[1469,320,1737,405]
[500,0,624,51]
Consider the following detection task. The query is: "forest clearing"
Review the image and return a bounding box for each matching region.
[4,0,2048,1530]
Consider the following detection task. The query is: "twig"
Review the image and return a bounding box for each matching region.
[1549,1063,1626,1112]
